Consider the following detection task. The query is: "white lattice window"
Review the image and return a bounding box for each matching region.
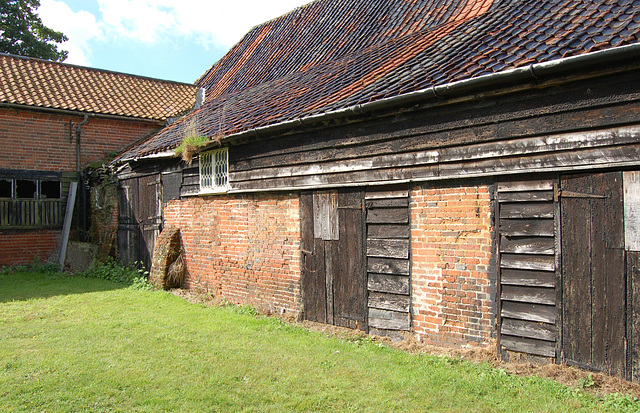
[199,147,229,193]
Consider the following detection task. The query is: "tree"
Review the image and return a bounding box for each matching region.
[0,0,68,61]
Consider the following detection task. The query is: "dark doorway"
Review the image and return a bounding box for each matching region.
[301,189,367,330]
[560,172,627,377]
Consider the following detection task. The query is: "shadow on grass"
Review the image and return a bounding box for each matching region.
[0,271,125,303]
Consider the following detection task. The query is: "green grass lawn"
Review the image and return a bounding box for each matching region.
[0,271,637,412]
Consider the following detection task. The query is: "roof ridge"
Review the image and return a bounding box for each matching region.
[0,53,196,87]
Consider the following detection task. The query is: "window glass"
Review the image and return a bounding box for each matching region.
[0,179,11,198]
[16,180,37,199]
[40,180,61,199]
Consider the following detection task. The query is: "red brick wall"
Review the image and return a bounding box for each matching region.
[163,193,301,316]
[410,181,496,347]
[0,229,61,266]
[0,107,161,266]
[0,107,160,171]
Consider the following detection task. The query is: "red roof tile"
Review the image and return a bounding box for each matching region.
[0,54,198,121]
[120,0,640,160]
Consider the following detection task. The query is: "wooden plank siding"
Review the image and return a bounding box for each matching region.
[365,187,411,334]
[497,177,558,359]
[225,71,640,193]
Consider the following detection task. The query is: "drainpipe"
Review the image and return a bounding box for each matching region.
[76,115,89,240]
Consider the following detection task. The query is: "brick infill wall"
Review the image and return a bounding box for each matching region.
[0,229,61,266]
[163,193,301,316]
[410,181,496,348]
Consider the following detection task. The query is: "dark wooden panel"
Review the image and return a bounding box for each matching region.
[365,198,409,208]
[368,308,410,331]
[367,274,410,295]
[366,208,409,224]
[501,268,556,287]
[501,318,557,342]
[501,335,556,358]
[500,236,554,255]
[367,257,411,275]
[501,285,555,305]
[501,301,556,324]
[500,253,555,271]
[561,173,593,367]
[333,189,366,330]
[499,219,554,236]
[367,239,410,259]
[368,292,410,312]
[500,203,554,219]
[498,191,554,203]
[301,192,327,324]
[367,224,410,239]
[162,172,181,203]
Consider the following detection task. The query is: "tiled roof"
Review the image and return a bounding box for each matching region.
[0,54,198,121]
[121,0,640,160]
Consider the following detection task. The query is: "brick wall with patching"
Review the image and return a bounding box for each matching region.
[162,193,302,316]
[410,181,496,347]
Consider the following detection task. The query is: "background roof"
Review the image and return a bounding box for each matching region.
[0,54,198,121]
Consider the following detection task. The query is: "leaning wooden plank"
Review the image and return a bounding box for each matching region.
[501,301,556,324]
[501,318,557,342]
[498,191,554,203]
[499,219,554,236]
[501,268,556,287]
[367,274,410,295]
[500,203,554,219]
[497,180,554,192]
[366,208,409,224]
[368,292,411,312]
[367,257,411,275]
[501,285,556,305]
[501,335,556,357]
[367,239,410,259]
[367,224,410,239]
[500,236,554,255]
[368,308,410,331]
[500,253,555,271]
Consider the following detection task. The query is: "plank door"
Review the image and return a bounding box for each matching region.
[117,173,162,269]
[301,189,367,330]
[561,172,627,377]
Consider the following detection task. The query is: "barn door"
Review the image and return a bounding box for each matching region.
[560,172,627,377]
[117,173,162,269]
[301,189,367,330]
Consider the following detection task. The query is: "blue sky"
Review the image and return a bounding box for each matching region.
[38,0,311,84]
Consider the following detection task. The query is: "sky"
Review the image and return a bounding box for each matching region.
[37,0,312,84]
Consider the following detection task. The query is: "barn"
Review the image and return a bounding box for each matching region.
[113,0,640,381]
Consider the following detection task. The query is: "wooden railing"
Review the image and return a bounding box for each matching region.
[0,199,63,228]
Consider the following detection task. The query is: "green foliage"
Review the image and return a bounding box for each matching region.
[0,0,68,61]
[0,258,60,276]
[174,135,209,164]
[79,258,151,289]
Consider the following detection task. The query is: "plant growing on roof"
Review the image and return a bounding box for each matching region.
[174,116,210,164]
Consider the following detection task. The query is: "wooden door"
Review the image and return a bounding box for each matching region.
[301,189,367,330]
[561,172,626,377]
[117,174,162,269]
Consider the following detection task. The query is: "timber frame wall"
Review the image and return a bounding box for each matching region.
[120,62,640,376]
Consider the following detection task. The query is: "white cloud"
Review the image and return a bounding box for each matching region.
[39,0,104,66]
[38,0,311,67]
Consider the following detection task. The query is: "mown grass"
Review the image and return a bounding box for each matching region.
[0,271,637,412]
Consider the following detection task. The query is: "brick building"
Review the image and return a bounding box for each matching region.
[114,0,640,381]
[0,53,197,266]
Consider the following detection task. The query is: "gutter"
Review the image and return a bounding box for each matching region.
[126,42,640,161]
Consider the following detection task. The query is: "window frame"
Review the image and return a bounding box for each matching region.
[199,147,230,194]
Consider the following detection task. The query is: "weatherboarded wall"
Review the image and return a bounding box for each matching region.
[410,180,495,347]
[162,193,302,316]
